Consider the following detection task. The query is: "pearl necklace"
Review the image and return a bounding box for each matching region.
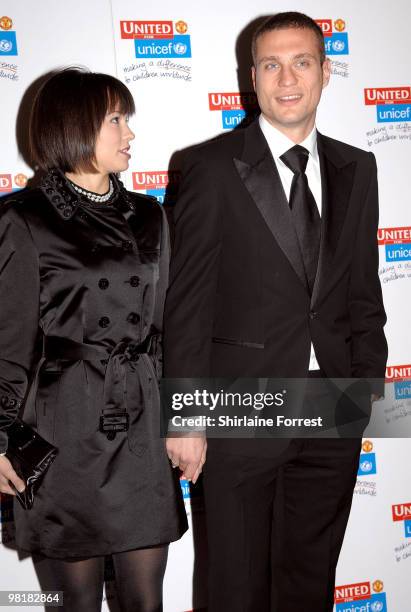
[69,178,114,203]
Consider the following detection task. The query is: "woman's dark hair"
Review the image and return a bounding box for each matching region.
[29,67,135,172]
[252,11,326,65]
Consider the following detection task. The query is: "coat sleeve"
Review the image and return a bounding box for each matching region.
[348,153,388,396]
[149,204,171,381]
[0,207,40,452]
[163,150,222,378]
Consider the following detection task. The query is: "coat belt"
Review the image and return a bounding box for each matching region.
[26,335,160,439]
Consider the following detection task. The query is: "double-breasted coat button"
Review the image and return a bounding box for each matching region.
[129,276,140,287]
[127,312,140,325]
[98,278,109,290]
[99,316,110,328]
[122,240,133,252]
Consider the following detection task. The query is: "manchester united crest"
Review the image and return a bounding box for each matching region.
[175,20,188,34]
[334,19,346,32]
[362,440,373,453]
[14,173,28,188]
[0,16,12,30]
[372,580,384,593]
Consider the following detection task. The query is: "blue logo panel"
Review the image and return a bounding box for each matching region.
[377,104,411,123]
[336,592,386,612]
[405,520,411,538]
[324,33,349,55]
[222,109,246,129]
[180,478,190,499]
[0,31,18,56]
[394,380,411,400]
[146,188,165,204]
[358,452,377,476]
[385,242,411,261]
[135,35,191,58]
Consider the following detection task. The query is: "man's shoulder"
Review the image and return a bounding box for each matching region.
[182,125,247,167]
[318,133,374,165]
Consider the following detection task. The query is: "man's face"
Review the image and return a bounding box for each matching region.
[252,27,330,139]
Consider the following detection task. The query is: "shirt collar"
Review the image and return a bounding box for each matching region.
[259,114,319,163]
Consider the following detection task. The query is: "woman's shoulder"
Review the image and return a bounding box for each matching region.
[121,188,164,223]
[0,187,45,227]
[124,189,161,209]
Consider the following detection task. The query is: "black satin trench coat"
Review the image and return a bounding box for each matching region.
[0,170,187,558]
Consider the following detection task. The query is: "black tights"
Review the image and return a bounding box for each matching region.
[33,545,168,612]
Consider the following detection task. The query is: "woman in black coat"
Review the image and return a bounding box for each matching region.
[0,68,187,611]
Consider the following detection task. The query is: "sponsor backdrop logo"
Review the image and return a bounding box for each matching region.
[392,503,411,538]
[120,19,191,58]
[365,87,411,123]
[208,92,258,129]
[358,440,377,476]
[334,580,387,611]
[315,18,349,55]
[0,172,27,195]
[180,477,190,500]
[385,365,411,401]
[378,226,411,262]
[0,16,17,56]
[132,170,180,204]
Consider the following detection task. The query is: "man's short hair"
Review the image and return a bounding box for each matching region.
[252,11,326,66]
[30,67,135,173]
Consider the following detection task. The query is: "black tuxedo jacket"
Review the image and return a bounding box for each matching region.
[164,119,387,448]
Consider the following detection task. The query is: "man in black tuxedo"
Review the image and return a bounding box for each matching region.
[164,12,387,612]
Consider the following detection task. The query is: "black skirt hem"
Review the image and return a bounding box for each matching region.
[16,525,188,560]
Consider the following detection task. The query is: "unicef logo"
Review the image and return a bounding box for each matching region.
[332,40,345,52]
[360,460,373,472]
[173,42,187,55]
[0,39,12,52]
[371,601,384,612]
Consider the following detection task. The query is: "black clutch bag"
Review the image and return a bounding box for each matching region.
[5,418,58,510]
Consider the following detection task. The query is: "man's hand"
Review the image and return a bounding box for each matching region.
[0,455,25,496]
[166,435,207,484]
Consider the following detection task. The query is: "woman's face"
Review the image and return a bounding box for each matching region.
[94,109,135,175]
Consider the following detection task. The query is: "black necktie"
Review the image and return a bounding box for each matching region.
[280,145,321,294]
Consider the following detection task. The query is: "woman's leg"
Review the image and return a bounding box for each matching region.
[112,544,169,612]
[33,554,105,612]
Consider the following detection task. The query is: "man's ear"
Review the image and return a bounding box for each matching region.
[322,58,331,89]
[251,65,256,92]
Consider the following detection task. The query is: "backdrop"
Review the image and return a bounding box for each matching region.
[0,1,410,611]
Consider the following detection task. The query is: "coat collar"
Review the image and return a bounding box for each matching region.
[40,168,135,220]
[233,119,357,305]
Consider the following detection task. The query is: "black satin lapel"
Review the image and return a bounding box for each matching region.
[311,151,356,305]
[234,153,308,291]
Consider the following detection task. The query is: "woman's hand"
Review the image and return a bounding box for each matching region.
[166,435,207,484]
[0,455,25,496]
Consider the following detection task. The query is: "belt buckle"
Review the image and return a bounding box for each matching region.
[99,411,129,440]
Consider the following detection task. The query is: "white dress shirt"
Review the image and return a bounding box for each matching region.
[259,114,321,370]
